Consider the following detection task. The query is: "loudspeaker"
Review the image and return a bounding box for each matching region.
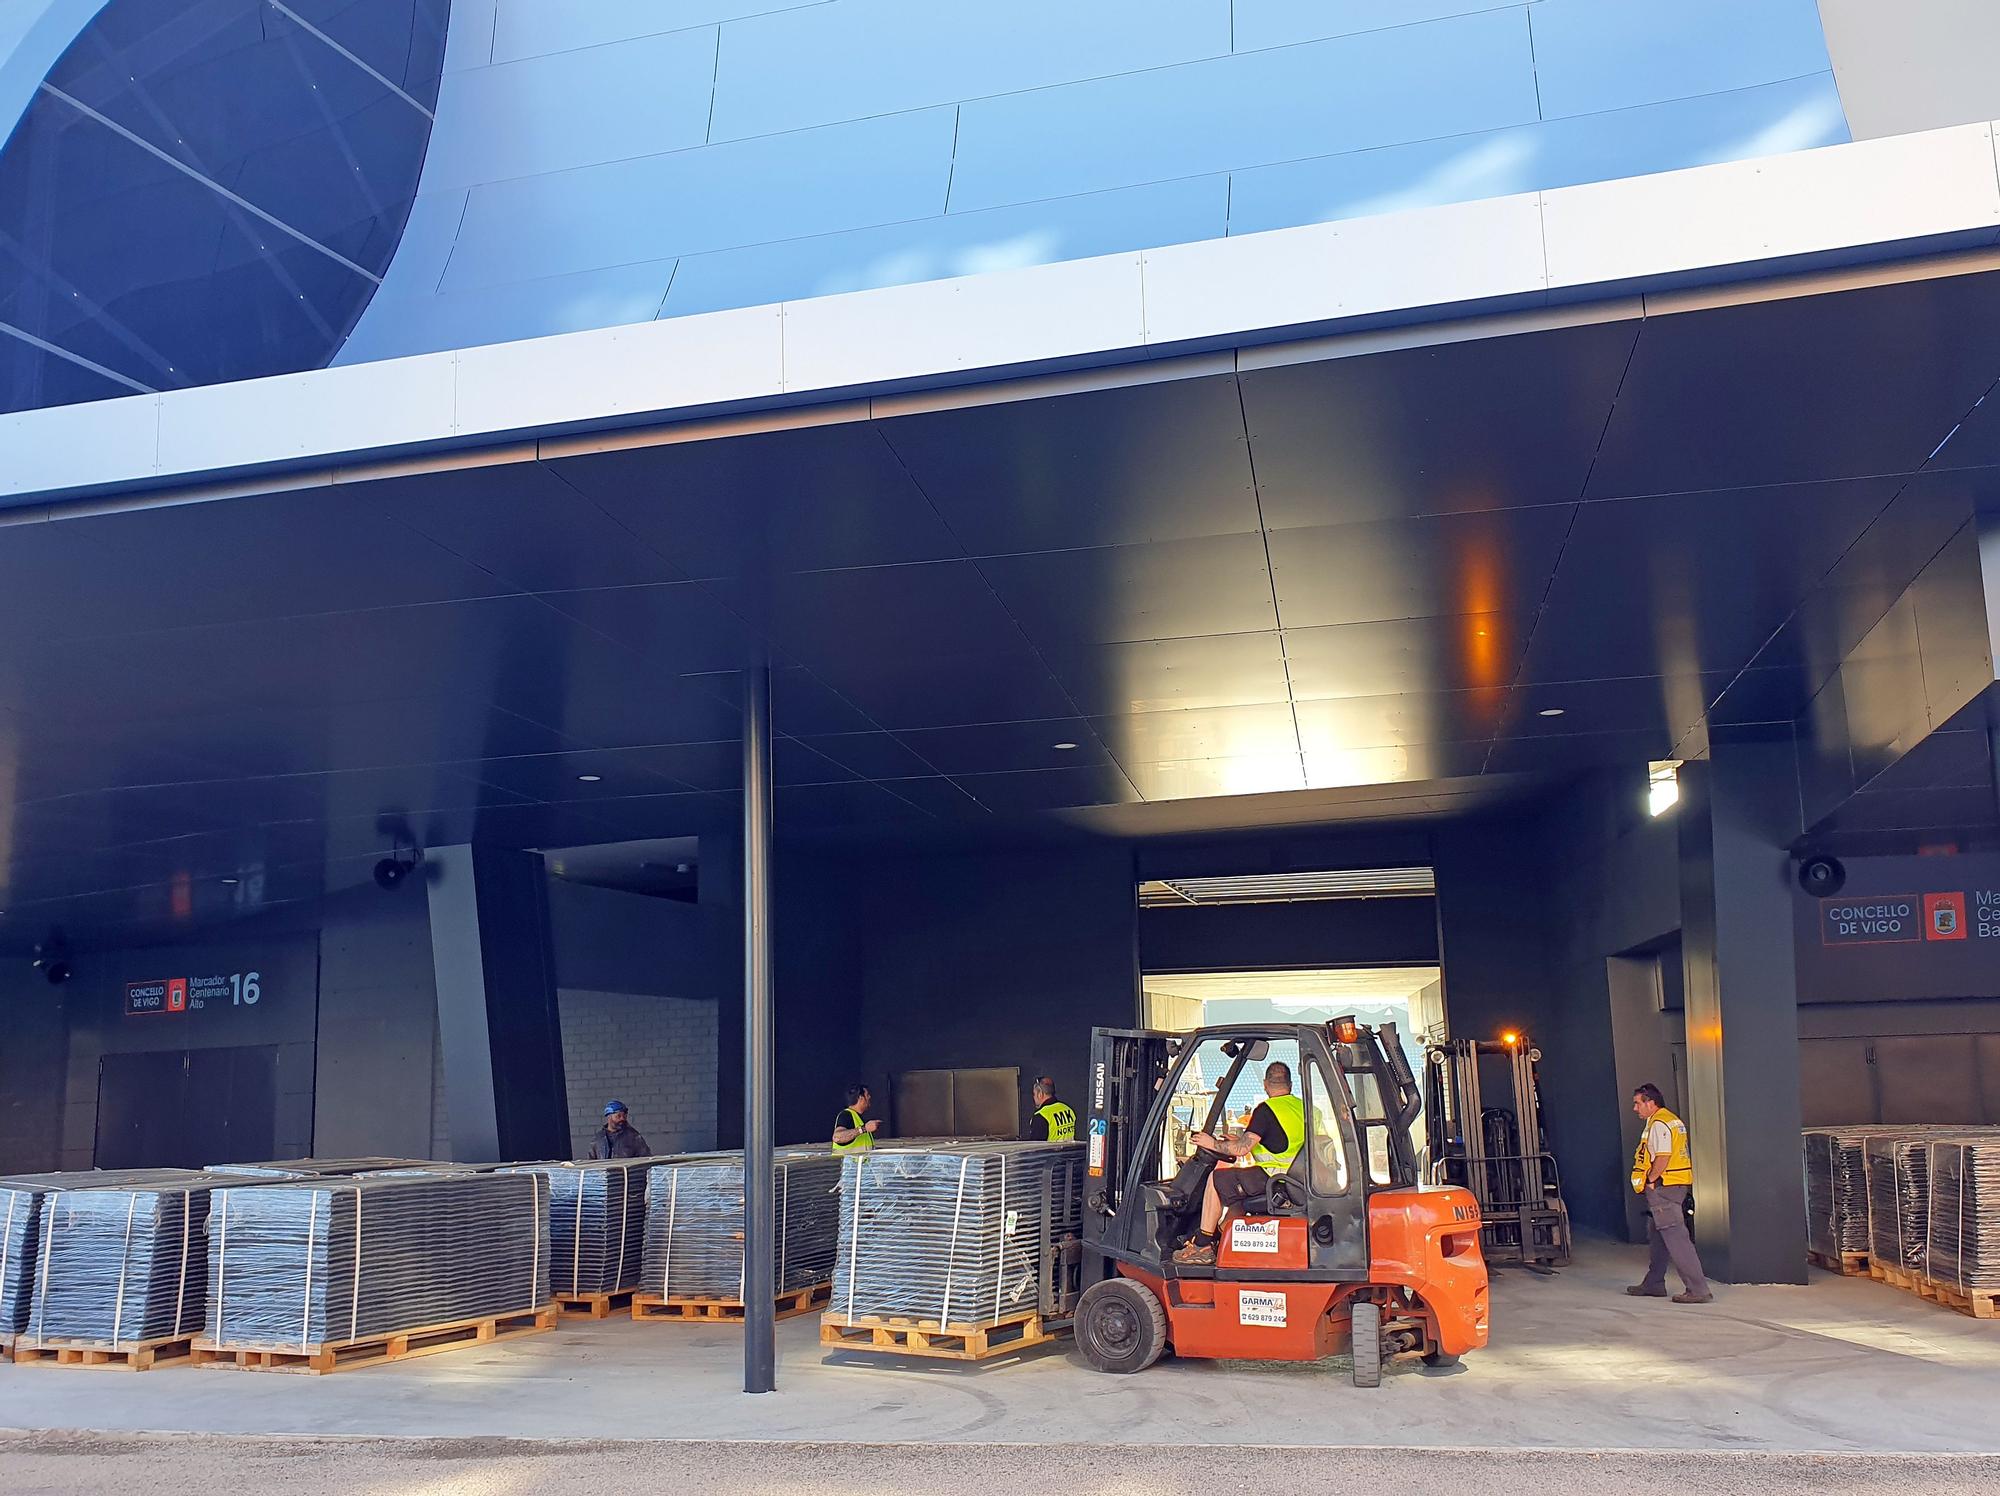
[373,856,414,891]
[1798,855,1846,899]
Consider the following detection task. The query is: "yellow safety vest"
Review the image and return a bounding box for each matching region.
[1035,1100,1077,1142]
[833,1107,873,1152]
[1250,1093,1306,1175]
[1632,1106,1693,1191]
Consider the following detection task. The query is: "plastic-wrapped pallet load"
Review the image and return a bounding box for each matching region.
[1865,1133,1938,1274]
[19,1170,248,1347]
[499,1158,663,1296]
[640,1149,842,1301]
[832,1141,1083,1328]
[1803,1126,1907,1260]
[1925,1133,2000,1295]
[203,1170,550,1350]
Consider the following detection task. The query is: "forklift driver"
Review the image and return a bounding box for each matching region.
[1171,1061,1304,1265]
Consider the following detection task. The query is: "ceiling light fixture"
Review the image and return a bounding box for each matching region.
[1052,742,1079,751]
[1537,708,1565,718]
[577,773,603,782]
[221,877,239,886]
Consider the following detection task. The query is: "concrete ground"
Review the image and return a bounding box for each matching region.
[1,1241,1996,1485]
[4,1434,2000,1496]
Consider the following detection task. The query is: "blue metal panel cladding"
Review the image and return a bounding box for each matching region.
[0,0,448,414]
[345,0,1849,365]
[3,0,1852,402]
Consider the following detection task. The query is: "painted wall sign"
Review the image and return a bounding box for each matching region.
[1795,855,2000,1003]
[123,968,264,1017]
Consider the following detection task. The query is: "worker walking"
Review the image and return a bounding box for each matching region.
[832,1083,879,1151]
[1028,1076,1076,1141]
[1626,1083,1712,1304]
[587,1100,652,1160]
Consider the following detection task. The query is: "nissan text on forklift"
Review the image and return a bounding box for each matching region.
[1074,1016,1489,1387]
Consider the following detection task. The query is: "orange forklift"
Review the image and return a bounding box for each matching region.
[1073,1017,1489,1386]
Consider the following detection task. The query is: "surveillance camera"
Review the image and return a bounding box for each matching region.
[1798,855,1846,899]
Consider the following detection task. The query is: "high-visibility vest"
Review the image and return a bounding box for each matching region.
[1632,1106,1693,1191]
[1250,1093,1306,1175]
[833,1107,873,1152]
[1035,1100,1077,1142]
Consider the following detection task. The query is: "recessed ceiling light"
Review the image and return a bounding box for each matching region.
[1537,708,1565,718]
[221,877,239,886]
[1053,742,1079,751]
[577,773,603,783]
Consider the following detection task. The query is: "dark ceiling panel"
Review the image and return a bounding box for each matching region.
[953,763,1141,812]
[47,487,516,637]
[141,698,576,778]
[539,581,766,674]
[1295,688,1509,753]
[1486,728,1679,775]
[1267,504,1576,630]
[371,459,687,592]
[894,719,1107,776]
[447,749,697,802]
[1585,275,2000,499]
[1496,674,1722,743]
[799,731,940,780]
[551,422,965,579]
[1243,317,1638,527]
[876,373,1261,554]
[977,533,1278,647]
[711,560,1030,669]
[1040,632,1292,716]
[806,651,1078,730]
[603,737,856,793]
[1092,701,1299,767]
[1285,612,1528,700]
[1516,479,1900,684]
[1930,377,2000,471]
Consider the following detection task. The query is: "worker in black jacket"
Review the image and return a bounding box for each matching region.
[587,1099,652,1160]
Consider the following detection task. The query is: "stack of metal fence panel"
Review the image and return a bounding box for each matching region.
[203,1170,550,1350]
[1925,1132,2000,1293]
[207,1158,448,1177]
[1803,1127,1902,1260]
[1865,1132,1938,1274]
[18,1171,248,1346]
[0,1171,193,1337]
[831,1142,1084,1326]
[499,1158,664,1295]
[640,1149,842,1300]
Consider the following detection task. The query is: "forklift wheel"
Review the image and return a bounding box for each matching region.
[1350,1301,1382,1389]
[1076,1278,1168,1374]
[1421,1350,1461,1371]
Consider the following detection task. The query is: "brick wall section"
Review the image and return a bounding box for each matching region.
[559,989,717,1159]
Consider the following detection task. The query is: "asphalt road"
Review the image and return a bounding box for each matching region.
[4,1433,1998,1495]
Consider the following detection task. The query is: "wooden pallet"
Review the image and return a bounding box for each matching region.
[633,1281,830,1324]
[2,1333,194,1371]
[191,1304,557,1374]
[1870,1261,1926,1293]
[818,1308,1061,1362]
[1807,1249,1870,1276]
[1913,1276,2000,1321]
[556,1288,637,1320]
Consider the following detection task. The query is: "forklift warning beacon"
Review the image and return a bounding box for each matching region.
[1076,1017,1489,1387]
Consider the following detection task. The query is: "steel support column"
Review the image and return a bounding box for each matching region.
[742,665,776,1393]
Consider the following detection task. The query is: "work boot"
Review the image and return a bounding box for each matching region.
[1172,1239,1216,1266]
[1625,1285,1669,1297]
[1672,1291,1713,1304]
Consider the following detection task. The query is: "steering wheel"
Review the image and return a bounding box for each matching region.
[1191,1137,1231,1161]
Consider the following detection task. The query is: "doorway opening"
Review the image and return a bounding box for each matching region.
[1138,967,1440,1162]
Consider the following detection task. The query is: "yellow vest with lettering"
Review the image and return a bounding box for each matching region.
[1632,1106,1693,1191]
[1034,1100,1076,1142]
